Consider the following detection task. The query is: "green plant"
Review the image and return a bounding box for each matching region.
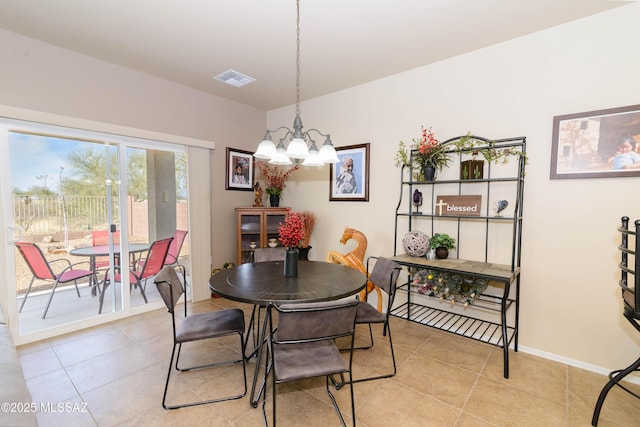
[429,233,456,249]
[452,132,528,165]
[396,127,452,180]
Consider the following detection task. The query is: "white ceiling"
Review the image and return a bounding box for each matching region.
[0,0,631,110]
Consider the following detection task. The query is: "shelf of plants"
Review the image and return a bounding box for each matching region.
[391,131,526,378]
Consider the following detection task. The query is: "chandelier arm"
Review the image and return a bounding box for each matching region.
[266,126,293,135]
[304,128,330,138]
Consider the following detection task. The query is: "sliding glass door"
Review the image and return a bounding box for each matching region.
[1,118,189,340]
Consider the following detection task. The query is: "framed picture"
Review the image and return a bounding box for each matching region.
[550,104,640,179]
[225,147,254,191]
[330,143,370,201]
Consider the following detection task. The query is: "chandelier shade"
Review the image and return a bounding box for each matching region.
[254,0,338,167]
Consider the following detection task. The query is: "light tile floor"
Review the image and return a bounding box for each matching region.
[16,297,640,426]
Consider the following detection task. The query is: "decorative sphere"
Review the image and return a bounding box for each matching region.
[402,230,429,257]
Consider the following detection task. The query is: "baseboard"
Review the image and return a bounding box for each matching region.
[519,345,640,385]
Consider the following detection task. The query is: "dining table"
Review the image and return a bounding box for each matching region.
[69,243,150,295]
[209,260,367,407]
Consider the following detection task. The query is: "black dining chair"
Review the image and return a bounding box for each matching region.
[263,300,359,426]
[592,217,640,426]
[154,266,247,409]
[246,247,286,358]
[334,256,402,387]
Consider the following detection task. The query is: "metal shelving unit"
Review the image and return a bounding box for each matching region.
[391,135,526,378]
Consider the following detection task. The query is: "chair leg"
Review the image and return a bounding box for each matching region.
[42,279,61,319]
[244,304,265,360]
[73,280,81,297]
[163,334,247,410]
[98,279,109,314]
[592,354,640,426]
[136,278,148,303]
[18,276,36,312]
[334,322,397,388]
[326,375,353,426]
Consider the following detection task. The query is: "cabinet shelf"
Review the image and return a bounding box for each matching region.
[393,134,525,379]
[236,207,288,264]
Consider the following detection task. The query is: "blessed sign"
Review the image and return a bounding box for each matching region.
[435,195,482,216]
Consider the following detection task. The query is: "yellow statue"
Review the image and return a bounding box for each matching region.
[326,227,382,311]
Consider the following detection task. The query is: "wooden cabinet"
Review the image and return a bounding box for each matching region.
[236,207,288,264]
[392,135,526,378]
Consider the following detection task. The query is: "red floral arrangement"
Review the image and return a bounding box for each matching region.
[396,126,452,174]
[256,161,299,196]
[278,211,306,248]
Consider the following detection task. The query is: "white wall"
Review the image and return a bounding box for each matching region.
[0,28,266,305]
[272,3,640,373]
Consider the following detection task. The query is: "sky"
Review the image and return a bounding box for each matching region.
[9,133,98,192]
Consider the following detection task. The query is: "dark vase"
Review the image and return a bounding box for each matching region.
[269,194,280,207]
[298,246,312,260]
[423,165,436,181]
[435,247,449,259]
[284,247,299,277]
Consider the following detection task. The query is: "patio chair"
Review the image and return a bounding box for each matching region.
[15,242,97,319]
[99,237,172,313]
[165,229,188,270]
[154,265,246,409]
[264,300,359,426]
[91,230,121,270]
[136,230,188,276]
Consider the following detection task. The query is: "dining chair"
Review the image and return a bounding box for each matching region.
[154,266,247,409]
[334,256,402,387]
[263,300,359,426]
[253,247,285,263]
[246,247,286,359]
[592,217,640,426]
[99,237,172,313]
[15,241,97,319]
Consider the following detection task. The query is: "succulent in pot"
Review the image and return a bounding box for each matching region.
[429,233,456,259]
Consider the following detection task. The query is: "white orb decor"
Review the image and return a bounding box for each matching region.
[402,230,429,257]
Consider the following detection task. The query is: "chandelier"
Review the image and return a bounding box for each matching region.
[253,0,339,167]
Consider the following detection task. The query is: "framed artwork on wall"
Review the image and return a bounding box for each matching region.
[225,147,254,190]
[329,143,370,201]
[550,104,640,179]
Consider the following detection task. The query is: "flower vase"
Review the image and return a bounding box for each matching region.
[269,194,280,207]
[284,247,299,277]
[423,165,436,182]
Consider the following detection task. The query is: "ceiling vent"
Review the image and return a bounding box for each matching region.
[214,70,256,87]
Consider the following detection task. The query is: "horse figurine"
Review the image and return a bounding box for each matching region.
[326,227,382,311]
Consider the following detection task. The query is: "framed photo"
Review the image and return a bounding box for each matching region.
[330,143,370,201]
[225,147,254,191]
[550,104,640,179]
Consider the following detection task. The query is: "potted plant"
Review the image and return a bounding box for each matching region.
[396,127,452,181]
[429,233,456,259]
[278,210,306,276]
[256,161,299,206]
[453,132,528,178]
